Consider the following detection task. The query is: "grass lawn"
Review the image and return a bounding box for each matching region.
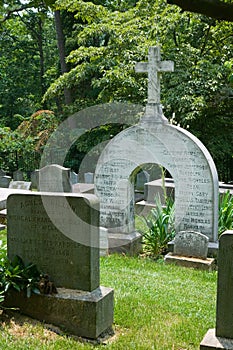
[0,250,217,350]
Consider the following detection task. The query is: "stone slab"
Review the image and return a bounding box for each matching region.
[37,164,72,192]
[73,183,94,194]
[0,188,32,210]
[4,286,114,339]
[200,328,233,349]
[164,253,215,271]
[7,192,100,292]
[108,231,142,255]
[167,240,219,258]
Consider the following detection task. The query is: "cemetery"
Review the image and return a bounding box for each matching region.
[0,0,233,349]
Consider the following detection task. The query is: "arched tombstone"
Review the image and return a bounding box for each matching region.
[95,46,218,254]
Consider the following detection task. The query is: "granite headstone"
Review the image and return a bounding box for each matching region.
[0,176,12,188]
[37,164,72,192]
[6,192,114,339]
[173,231,209,259]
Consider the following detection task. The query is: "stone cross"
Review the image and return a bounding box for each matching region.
[135,46,174,104]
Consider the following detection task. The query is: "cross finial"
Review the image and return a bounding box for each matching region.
[135,46,174,105]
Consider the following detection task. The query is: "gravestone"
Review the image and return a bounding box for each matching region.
[84,172,94,184]
[9,181,32,190]
[0,176,12,188]
[135,170,150,191]
[30,170,39,189]
[164,231,215,270]
[70,170,79,184]
[5,192,114,339]
[95,46,218,254]
[13,170,24,181]
[37,164,72,192]
[174,231,208,259]
[200,230,233,349]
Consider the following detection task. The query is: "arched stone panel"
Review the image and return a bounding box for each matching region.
[95,122,218,243]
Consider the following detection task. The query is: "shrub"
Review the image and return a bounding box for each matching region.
[138,195,175,258]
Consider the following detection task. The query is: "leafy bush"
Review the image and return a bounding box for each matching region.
[0,240,41,303]
[138,195,175,258]
[219,190,233,237]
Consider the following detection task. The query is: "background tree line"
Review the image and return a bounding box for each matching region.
[0,0,232,181]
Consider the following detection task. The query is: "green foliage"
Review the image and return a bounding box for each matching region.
[43,1,233,181]
[138,195,175,258]
[0,110,58,173]
[0,5,57,126]
[0,240,41,303]
[219,190,233,236]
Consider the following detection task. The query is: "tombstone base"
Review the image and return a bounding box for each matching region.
[4,286,114,340]
[108,231,142,255]
[168,240,219,258]
[200,328,233,349]
[164,253,216,271]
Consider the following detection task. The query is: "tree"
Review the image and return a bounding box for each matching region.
[167,0,233,22]
[0,6,57,127]
[43,0,233,181]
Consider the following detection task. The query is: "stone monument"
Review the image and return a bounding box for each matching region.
[200,230,233,349]
[5,192,114,339]
[164,231,215,270]
[0,175,12,188]
[13,169,24,181]
[95,46,219,254]
[37,164,72,192]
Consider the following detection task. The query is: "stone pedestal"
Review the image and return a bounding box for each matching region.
[108,231,142,255]
[4,286,114,339]
[200,329,233,349]
[164,253,215,271]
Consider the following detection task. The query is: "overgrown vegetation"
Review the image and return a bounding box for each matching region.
[0,236,41,303]
[137,195,175,258]
[136,190,233,258]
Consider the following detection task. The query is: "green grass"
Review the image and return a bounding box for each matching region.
[0,242,217,350]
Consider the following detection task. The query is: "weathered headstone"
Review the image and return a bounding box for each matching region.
[5,192,114,339]
[9,181,32,190]
[37,164,72,192]
[95,46,218,254]
[70,170,79,184]
[30,170,39,189]
[164,231,215,270]
[0,176,12,188]
[200,231,233,349]
[84,172,94,184]
[13,170,24,181]
[136,170,150,191]
[173,231,209,259]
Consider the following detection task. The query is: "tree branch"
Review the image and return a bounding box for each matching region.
[167,0,233,22]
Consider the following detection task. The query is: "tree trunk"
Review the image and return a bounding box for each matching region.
[37,17,47,109]
[54,10,73,105]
